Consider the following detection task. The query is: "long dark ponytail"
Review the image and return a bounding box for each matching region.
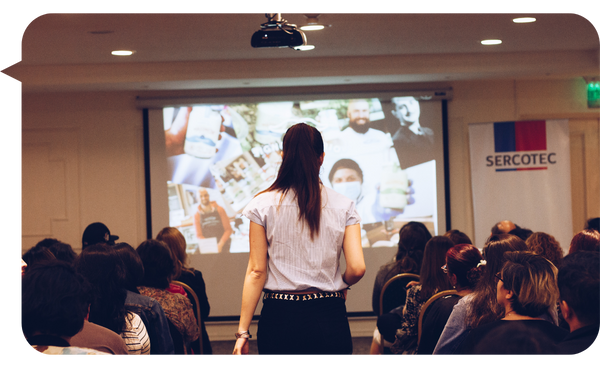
[262,123,324,239]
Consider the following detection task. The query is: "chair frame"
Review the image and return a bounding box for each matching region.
[171,280,204,354]
[379,273,420,316]
[379,273,421,357]
[416,289,458,347]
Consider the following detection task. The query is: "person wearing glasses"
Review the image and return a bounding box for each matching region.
[417,243,483,354]
[433,233,528,354]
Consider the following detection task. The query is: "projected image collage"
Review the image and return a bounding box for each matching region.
[163,97,438,254]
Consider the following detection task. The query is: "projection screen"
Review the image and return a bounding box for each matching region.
[144,89,450,318]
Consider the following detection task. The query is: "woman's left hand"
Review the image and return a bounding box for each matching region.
[232,337,249,355]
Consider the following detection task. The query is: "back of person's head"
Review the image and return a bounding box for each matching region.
[490,220,515,235]
[443,229,472,245]
[585,217,600,232]
[136,239,175,289]
[557,251,600,326]
[264,123,324,240]
[471,321,558,354]
[468,234,528,327]
[82,222,119,249]
[395,221,432,273]
[156,227,188,278]
[508,226,533,242]
[34,238,60,248]
[446,243,483,289]
[74,244,127,334]
[22,260,90,339]
[568,229,600,254]
[500,251,559,318]
[47,241,78,264]
[481,234,528,281]
[525,232,564,268]
[113,242,145,293]
[419,236,454,300]
[22,246,56,271]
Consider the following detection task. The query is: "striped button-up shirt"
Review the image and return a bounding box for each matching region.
[242,185,360,292]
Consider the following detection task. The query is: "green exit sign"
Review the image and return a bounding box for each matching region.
[588,81,600,108]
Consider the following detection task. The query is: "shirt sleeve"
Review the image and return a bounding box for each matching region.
[346,200,361,226]
[241,196,265,226]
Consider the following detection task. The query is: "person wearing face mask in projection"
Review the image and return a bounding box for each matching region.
[328,159,414,225]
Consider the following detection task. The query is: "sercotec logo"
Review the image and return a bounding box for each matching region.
[486,120,557,172]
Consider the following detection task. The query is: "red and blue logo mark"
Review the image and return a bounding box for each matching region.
[487,120,556,172]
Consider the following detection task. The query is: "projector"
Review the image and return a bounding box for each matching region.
[251,28,306,48]
[251,14,307,49]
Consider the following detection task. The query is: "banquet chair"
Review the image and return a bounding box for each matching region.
[376,273,420,354]
[379,273,420,316]
[417,289,458,347]
[171,280,204,354]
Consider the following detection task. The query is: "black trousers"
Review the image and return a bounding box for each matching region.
[257,296,353,354]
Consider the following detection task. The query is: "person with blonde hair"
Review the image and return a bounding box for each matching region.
[156,226,212,354]
[459,252,568,353]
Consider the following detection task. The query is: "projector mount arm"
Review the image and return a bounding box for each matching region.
[260,13,299,34]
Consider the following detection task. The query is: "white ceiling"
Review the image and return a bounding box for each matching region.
[4,13,599,92]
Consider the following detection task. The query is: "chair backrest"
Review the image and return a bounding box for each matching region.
[417,289,458,347]
[167,319,187,354]
[379,273,420,316]
[171,280,204,354]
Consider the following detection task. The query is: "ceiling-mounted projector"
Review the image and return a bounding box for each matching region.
[251,13,307,49]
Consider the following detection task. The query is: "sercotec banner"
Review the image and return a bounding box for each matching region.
[469,119,572,251]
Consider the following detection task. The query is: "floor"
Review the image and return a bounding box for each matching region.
[209,336,373,355]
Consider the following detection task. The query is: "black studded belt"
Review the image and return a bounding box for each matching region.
[263,290,345,301]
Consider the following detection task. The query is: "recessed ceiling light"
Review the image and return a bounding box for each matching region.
[111,50,135,56]
[300,24,325,31]
[513,17,536,23]
[294,45,315,51]
[481,39,502,45]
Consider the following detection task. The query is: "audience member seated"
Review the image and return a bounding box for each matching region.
[113,242,175,354]
[34,238,77,264]
[568,229,600,254]
[585,217,600,232]
[557,251,600,354]
[157,227,212,354]
[81,222,119,249]
[433,233,528,354]
[459,252,567,354]
[75,244,151,354]
[490,220,516,235]
[370,221,432,354]
[71,320,129,355]
[372,221,432,316]
[508,225,533,242]
[136,239,200,349]
[374,236,453,354]
[526,232,564,268]
[22,246,55,271]
[442,229,472,245]
[417,243,483,354]
[22,260,108,355]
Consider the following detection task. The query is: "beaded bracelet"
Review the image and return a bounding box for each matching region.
[235,331,252,339]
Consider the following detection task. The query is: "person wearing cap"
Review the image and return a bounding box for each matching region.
[82,222,119,249]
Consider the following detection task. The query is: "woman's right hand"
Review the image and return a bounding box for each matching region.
[232,337,249,355]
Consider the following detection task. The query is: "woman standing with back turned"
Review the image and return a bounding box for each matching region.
[232,123,366,354]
